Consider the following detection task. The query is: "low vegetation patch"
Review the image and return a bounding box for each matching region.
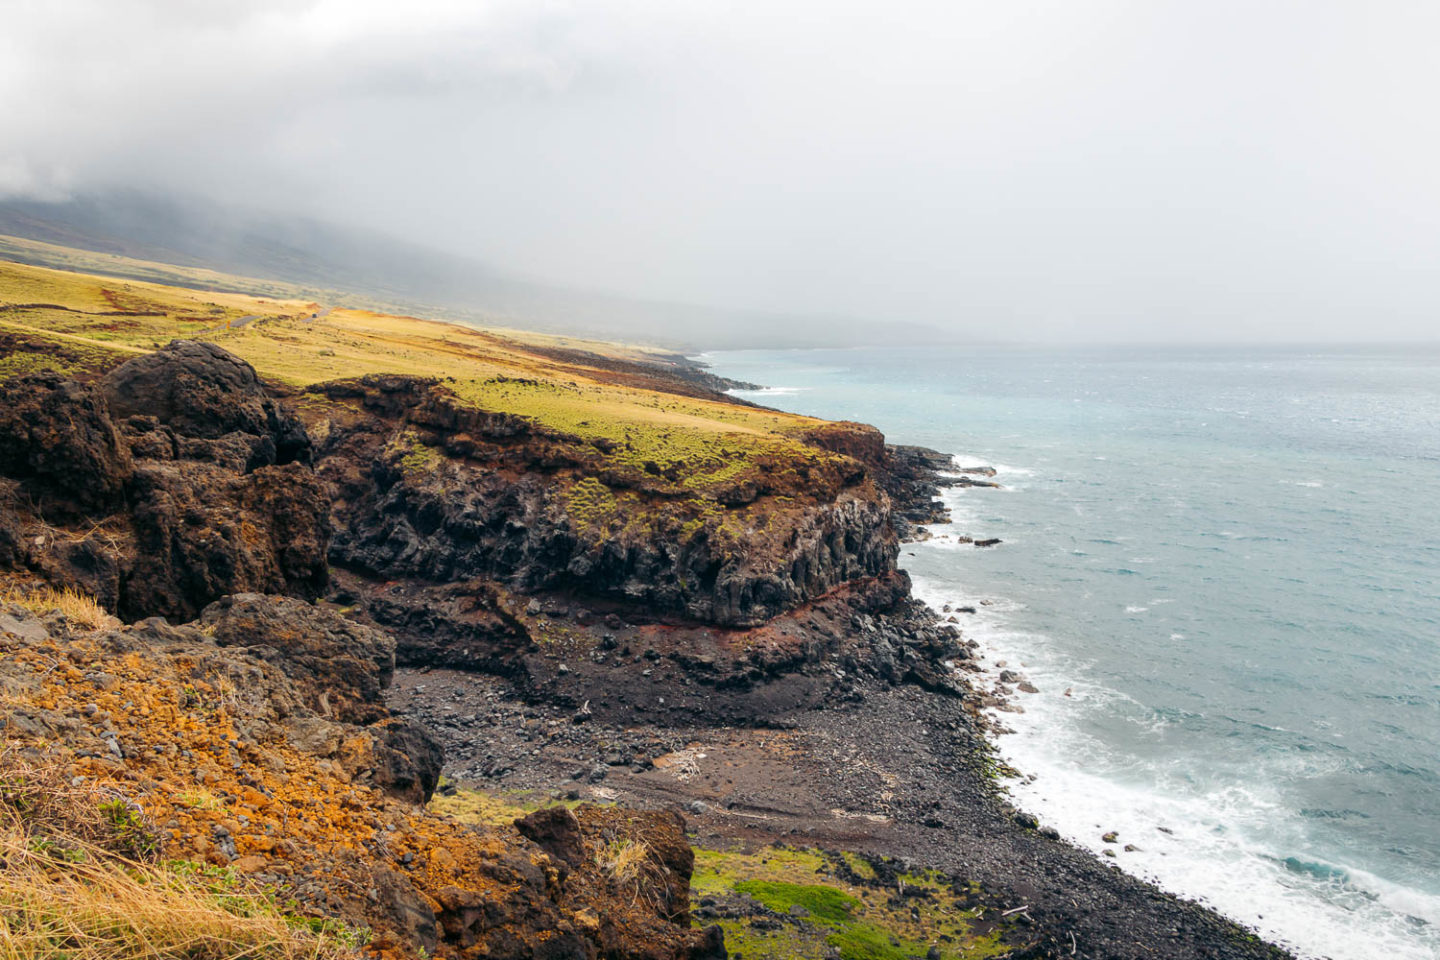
[691,845,1010,960]
[426,782,539,825]
[0,583,110,629]
[0,749,360,960]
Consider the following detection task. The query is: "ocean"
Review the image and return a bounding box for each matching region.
[702,344,1440,960]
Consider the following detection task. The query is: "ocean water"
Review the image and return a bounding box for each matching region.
[702,345,1440,960]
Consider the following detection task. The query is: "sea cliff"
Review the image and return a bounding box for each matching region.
[0,254,1293,960]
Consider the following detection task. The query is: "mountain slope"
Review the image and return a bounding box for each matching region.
[0,192,947,350]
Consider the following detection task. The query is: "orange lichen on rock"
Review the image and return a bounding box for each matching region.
[0,599,722,960]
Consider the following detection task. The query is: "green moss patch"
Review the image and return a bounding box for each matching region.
[733,880,859,925]
[693,845,1011,960]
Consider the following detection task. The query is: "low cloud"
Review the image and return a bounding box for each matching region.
[4,1,1439,341]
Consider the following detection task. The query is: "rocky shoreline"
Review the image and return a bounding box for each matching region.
[383,427,1293,960]
[0,331,1295,959]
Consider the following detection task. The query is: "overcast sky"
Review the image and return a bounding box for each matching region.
[3,0,1439,341]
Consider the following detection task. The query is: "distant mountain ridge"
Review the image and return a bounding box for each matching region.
[0,191,947,350]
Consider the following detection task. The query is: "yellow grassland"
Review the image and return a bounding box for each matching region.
[0,252,847,498]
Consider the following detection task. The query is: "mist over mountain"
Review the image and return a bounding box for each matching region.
[0,191,946,350]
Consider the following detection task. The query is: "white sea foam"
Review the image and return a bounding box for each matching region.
[905,479,1440,960]
[727,385,806,397]
[945,454,1034,478]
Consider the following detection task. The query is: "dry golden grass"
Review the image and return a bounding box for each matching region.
[0,584,109,629]
[0,259,305,339]
[595,838,653,884]
[0,234,676,365]
[0,255,839,477]
[0,749,126,853]
[0,751,358,960]
[0,235,342,307]
[0,828,354,960]
[0,584,110,630]
[0,249,852,497]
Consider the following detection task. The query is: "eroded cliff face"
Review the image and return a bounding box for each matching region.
[0,335,913,640]
[307,374,899,628]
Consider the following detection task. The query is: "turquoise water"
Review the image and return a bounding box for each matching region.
[703,345,1440,960]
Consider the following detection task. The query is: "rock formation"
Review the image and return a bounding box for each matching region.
[0,342,329,621]
[310,374,899,628]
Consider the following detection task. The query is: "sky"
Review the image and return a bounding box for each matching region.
[3,0,1439,341]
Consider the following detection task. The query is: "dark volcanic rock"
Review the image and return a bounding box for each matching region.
[0,345,328,622]
[100,340,311,468]
[0,372,133,518]
[370,718,445,804]
[313,374,898,627]
[801,420,887,466]
[122,461,329,622]
[30,533,125,612]
[514,806,586,870]
[879,444,957,539]
[0,485,23,568]
[200,593,394,724]
[347,575,532,674]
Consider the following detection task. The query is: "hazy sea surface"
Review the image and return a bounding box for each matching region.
[702,345,1440,960]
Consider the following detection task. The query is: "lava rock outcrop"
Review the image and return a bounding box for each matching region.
[0,597,719,960]
[0,342,329,621]
[0,372,133,518]
[308,374,899,628]
[100,338,312,468]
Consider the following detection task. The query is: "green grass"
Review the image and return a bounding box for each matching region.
[564,476,620,534]
[0,349,73,378]
[692,846,1012,960]
[733,880,859,924]
[448,374,849,497]
[384,430,443,476]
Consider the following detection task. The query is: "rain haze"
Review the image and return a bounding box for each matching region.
[3,0,1439,343]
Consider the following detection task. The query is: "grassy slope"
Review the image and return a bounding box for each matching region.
[0,252,854,502]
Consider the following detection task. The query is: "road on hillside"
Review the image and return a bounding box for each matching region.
[199,313,260,335]
[200,305,331,337]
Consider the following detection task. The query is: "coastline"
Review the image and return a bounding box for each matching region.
[703,346,1440,960]
[391,439,1297,960]
[905,441,1440,960]
[0,292,1300,958]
